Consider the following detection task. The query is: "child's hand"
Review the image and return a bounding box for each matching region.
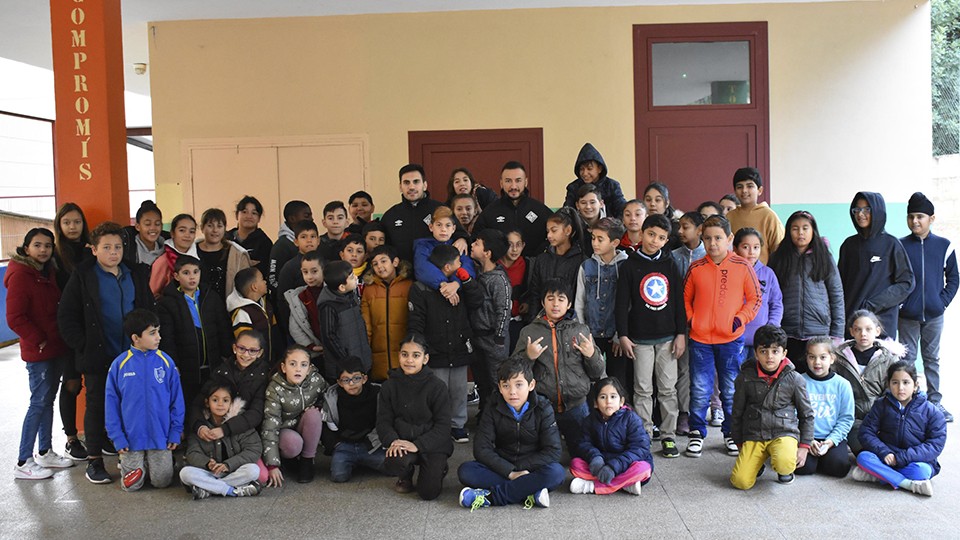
[597,466,616,485]
[732,317,742,333]
[618,336,635,359]
[453,238,468,256]
[167,442,178,451]
[884,453,897,467]
[267,468,284,488]
[210,462,228,475]
[526,336,547,359]
[672,334,686,359]
[589,457,605,476]
[198,426,223,442]
[311,345,323,352]
[796,447,809,468]
[207,459,218,471]
[819,440,834,454]
[508,470,529,480]
[439,281,461,300]
[572,333,595,358]
[809,440,822,456]
[118,447,129,454]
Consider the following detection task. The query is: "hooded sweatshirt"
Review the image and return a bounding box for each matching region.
[268,222,297,291]
[837,192,915,337]
[575,249,629,340]
[563,143,627,219]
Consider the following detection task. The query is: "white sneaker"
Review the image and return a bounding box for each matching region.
[569,477,595,494]
[849,466,877,483]
[622,482,642,496]
[14,458,54,480]
[34,450,75,469]
[910,479,933,497]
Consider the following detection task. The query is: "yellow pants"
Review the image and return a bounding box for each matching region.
[730,436,798,490]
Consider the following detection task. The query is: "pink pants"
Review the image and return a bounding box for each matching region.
[278,407,323,460]
[570,457,652,495]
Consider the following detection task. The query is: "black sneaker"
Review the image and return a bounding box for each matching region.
[661,438,680,458]
[452,428,470,444]
[936,403,954,423]
[101,439,118,456]
[191,485,211,500]
[778,473,794,484]
[65,439,88,461]
[297,457,315,484]
[85,458,112,484]
[466,388,480,405]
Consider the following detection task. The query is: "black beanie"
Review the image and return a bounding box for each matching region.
[733,167,762,189]
[907,192,934,216]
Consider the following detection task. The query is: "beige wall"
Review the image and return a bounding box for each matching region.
[149,0,931,222]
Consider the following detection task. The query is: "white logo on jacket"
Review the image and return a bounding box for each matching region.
[870,256,882,263]
[154,366,165,384]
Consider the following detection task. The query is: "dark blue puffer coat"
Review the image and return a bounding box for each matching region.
[578,406,653,480]
[858,391,947,475]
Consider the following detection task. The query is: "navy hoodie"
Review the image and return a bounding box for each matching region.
[563,143,627,220]
[899,231,959,321]
[837,192,914,337]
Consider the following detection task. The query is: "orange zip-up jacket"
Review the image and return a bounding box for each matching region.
[683,252,762,345]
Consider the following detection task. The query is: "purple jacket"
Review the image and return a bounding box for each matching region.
[743,261,783,347]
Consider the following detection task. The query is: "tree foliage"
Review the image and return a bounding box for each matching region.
[933,0,960,156]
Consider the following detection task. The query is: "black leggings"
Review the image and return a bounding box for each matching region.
[384,452,449,501]
[794,439,851,477]
[59,357,80,438]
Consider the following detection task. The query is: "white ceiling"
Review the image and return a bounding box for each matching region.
[0,0,842,117]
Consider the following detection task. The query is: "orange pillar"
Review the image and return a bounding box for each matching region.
[50,0,130,225]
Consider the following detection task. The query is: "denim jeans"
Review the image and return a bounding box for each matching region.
[555,401,589,458]
[330,441,386,482]
[19,359,63,462]
[898,315,944,402]
[856,450,933,489]
[457,461,565,505]
[688,338,743,437]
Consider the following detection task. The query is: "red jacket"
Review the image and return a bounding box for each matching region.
[4,255,69,362]
[683,252,762,345]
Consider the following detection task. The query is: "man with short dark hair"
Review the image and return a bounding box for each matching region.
[381,164,466,263]
[473,162,552,257]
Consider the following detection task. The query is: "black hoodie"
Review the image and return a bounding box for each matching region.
[563,143,627,220]
[837,191,914,337]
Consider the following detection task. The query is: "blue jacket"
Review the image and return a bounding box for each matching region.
[742,261,783,346]
[575,250,629,339]
[577,406,653,480]
[412,237,476,289]
[859,391,946,475]
[899,232,959,321]
[105,348,185,451]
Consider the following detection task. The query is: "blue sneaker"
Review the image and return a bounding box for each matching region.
[459,487,491,511]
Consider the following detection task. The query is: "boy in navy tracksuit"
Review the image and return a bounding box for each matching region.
[898,192,959,422]
[105,309,185,492]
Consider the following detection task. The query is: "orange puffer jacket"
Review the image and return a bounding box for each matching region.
[361,261,413,382]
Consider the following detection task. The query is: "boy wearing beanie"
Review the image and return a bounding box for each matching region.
[899,192,958,422]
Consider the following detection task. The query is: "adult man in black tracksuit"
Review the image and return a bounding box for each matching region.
[381,163,468,263]
[473,161,552,258]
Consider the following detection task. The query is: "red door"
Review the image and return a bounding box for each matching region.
[408,128,544,202]
[634,22,769,213]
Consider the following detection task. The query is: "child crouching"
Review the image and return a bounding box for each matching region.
[457,359,564,509]
[570,378,653,495]
[729,325,814,489]
[321,356,386,483]
[105,309,184,492]
[180,381,263,499]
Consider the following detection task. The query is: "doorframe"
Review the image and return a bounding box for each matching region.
[633,22,770,201]
[408,127,545,201]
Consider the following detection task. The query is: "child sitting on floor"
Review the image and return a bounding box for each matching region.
[570,377,654,495]
[457,359,564,509]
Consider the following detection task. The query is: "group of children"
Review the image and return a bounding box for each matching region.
[4,148,952,505]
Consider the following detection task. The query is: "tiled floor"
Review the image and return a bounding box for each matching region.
[0,335,956,539]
